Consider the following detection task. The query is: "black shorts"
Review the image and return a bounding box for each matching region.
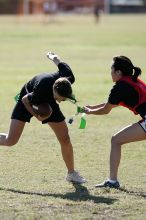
[11,87,65,124]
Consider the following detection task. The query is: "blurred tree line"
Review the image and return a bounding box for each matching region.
[0,0,146,14]
[0,0,17,2]
[0,0,18,14]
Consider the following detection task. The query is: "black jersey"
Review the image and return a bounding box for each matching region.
[25,62,75,105]
[11,62,75,123]
[108,80,146,118]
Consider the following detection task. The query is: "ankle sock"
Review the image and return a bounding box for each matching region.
[108,178,117,184]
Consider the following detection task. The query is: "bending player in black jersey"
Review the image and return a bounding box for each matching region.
[0,52,86,184]
[83,56,146,188]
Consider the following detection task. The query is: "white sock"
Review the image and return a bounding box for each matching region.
[108,178,117,183]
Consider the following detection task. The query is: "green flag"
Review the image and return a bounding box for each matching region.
[14,93,20,102]
[79,113,86,129]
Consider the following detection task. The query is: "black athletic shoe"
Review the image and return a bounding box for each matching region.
[95,179,120,188]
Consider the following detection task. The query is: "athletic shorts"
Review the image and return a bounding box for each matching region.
[11,87,65,124]
[138,116,146,133]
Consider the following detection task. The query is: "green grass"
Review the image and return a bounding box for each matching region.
[0,14,146,219]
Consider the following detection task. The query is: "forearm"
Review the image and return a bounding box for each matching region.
[89,106,109,115]
[87,103,106,109]
[84,102,116,115]
[22,95,51,121]
[24,103,47,121]
[46,52,61,66]
[22,95,37,117]
[53,57,61,66]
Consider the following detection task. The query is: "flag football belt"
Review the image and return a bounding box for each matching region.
[14,84,29,102]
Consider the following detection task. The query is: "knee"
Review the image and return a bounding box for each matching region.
[6,138,18,147]
[111,135,123,146]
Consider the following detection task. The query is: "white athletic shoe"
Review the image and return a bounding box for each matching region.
[66,171,86,184]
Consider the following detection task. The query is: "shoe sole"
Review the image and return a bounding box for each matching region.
[95,185,120,188]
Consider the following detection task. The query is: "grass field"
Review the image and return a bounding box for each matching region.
[0,14,146,219]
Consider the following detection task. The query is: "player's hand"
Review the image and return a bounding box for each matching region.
[36,115,49,121]
[46,51,61,65]
[46,51,58,60]
[82,106,92,114]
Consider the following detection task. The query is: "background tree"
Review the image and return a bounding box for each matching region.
[0,0,18,14]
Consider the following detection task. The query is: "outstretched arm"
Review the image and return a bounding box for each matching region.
[85,103,106,109]
[46,52,61,66]
[83,102,118,115]
[46,51,75,84]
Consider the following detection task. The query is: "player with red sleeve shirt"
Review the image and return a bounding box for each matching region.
[83,56,146,188]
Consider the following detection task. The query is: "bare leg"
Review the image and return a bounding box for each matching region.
[0,119,25,147]
[48,121,74,172]
[110,122,146,180]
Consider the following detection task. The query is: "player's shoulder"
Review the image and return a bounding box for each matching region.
[111,80,131,94]
[116,80,131,88]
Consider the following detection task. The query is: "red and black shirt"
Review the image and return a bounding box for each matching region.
[108,76,146,118]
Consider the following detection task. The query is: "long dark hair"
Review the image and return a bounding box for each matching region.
[112,56,142,82]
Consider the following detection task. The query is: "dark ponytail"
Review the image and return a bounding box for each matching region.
[112,56,142,82]
[132,66,142,82]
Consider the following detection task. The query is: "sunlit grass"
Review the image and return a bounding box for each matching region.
[0,14,146,219]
